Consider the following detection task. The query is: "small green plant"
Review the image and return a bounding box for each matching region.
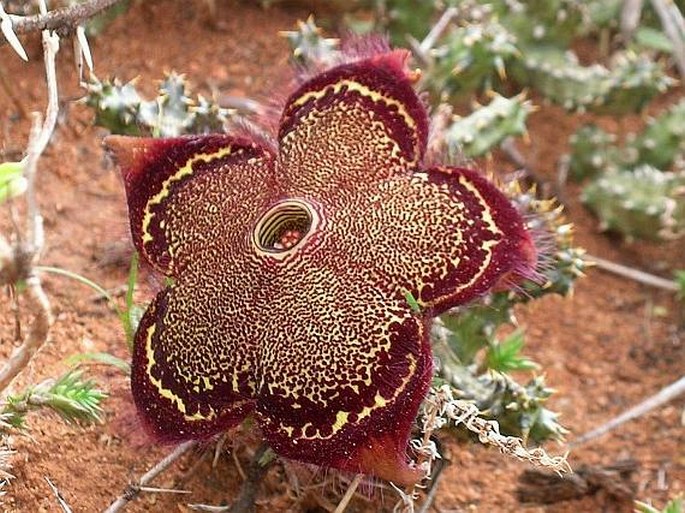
[512,47,673,113]
[365,0,675,114]
[2,369,106,429]
[280,16,340,67]
[635,495,684,513]
[424,18,518,102]
[565,98,685,240]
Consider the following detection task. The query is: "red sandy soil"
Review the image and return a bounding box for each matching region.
[0,1,682,512]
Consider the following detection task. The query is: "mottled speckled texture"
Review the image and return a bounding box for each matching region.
[105,48,536,486]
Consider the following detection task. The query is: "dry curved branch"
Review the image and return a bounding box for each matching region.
[0,11,60,395]
[0,273,52,392]
[1,0,122,44]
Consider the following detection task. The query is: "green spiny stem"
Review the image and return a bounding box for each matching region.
[512,46,673,113]
[443,93,532,158]
[423,20,518,102]
[569,100,685,187]
[568,124,621,181]
[432,334,567,443]
[504,183,589,297]
[280,16,340,67]
[629,99,685,170]
[84,73,232,137]
[582,165,685,241]
[485,0,586,46]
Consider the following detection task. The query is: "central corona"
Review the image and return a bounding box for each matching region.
[252,199,319,255]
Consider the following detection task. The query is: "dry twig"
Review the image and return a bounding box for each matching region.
[586,254,679,292]
[517,460,639,504]
[428,384,570,474]
[332,474,363,513]
[227,444,273,513]
[650,0,685,79]
[0,0,60,395]
[45,476,74,513]
[1,0,122,44]
[572,375,685,447]
[621,0,645,40]
[102,440,198,513]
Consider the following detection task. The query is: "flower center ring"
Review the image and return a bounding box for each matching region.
[252,199,320,257]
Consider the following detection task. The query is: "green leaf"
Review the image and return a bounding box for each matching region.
[64,352,130,374]
[258,447,277,467]
[35,265,132,341]
[675,270,685,302]
[402,288,421,313]
[122,252,140,350]
[35,266,117,307]
[0,160,27,203]
[0,160,23,180]
[634,27,673,54]
[485,330,539,373]
[635,495,683,513]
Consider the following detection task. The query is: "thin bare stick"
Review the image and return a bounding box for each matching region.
[1,0,122,43]
[571,375,685,447]
[416,461,447,513]
[650,0,685,78]
[620,0,644,40]
[333,474,363,513]
[188,505,230,512]
[586,254,679,292]
[419,6,458,53]
[102,440,198,513]
[136,486,191,494]
[501,137,558,199]
[45,476,73,513]
[25,29,59,250]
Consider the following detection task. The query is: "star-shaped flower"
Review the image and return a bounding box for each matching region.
[105,48,536,486]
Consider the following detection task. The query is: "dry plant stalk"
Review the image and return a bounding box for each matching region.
[103,440,197,513]
[572,375,685,447]
[0,0,121,44]
[394,383,570,513]
[0,0,60,396]
[587,255,679,292]
[429,385,570,473]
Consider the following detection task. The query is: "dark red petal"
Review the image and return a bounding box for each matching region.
[249,255,431,485]
[131,285,256,442]
[105,134,275,275]
[277,50,429,202]
[327,166,537,315]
